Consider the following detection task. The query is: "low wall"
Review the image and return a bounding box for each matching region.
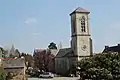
[2,58,27,80]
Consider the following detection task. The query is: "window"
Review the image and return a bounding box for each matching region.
[81,16,86,32]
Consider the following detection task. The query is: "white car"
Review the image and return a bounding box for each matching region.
[39,72,54,78]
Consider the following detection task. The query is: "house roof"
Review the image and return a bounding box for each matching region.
[63,50,74,57]
[55,48,73,58]
[50,49,58,56]
[34,48,46,53]
[102,44,120,53]
[70,7,90,15]
[2,58,25,68]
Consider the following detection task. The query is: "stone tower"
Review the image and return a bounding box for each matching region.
[70,7,93,60]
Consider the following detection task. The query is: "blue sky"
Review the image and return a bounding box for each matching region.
[0,0,120,53]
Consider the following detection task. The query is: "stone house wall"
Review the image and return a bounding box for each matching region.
[2,58,27,80]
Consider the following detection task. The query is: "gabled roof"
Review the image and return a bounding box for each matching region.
[70,7,90,15]
[102,44,120,53]
[55,48,72,58]
[63,50,74,57]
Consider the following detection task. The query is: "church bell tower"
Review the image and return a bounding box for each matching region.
[70,7,93,60]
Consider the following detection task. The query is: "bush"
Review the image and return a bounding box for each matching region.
[0,66,6,80]
[78,52,120,79]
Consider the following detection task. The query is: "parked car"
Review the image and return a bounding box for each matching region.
[39,72,54,78]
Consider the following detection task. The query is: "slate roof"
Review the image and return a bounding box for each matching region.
[63,50,74,57]
[70,7,90,15]
[55,48,73,58]
[102,44,120,53]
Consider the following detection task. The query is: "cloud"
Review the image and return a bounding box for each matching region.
[24,18,37,25]
[31,32,40,36]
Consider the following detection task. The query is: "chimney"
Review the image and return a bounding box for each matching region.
[105,46,109,49]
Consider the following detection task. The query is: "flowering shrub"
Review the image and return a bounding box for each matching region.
[78,52,120,79]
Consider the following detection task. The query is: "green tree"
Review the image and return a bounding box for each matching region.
[9,49,21,58]
[0,47,6,58]
[78,52,120,79]
[0,66,6,80]
[14,49,21,58]
[48,42,57,49]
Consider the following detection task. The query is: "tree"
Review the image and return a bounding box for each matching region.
[20,53,34,68]
[9,48,21,58]
[33,50,46,70]
[25,54,34,68]
[78,52,120,79]
[21,52,26,57]
[0,47,5,58]
[33,49,55,72]
[48,42,57,49]
[14,49,20,58]
[0,47,8,58]
[0,66,6,80]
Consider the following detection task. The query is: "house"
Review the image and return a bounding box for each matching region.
[55,7,93,75]
[2,58,27,80]
[103,44,120,53]
[55,48,76,75]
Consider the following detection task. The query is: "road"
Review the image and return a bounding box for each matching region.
[28,77,79,80]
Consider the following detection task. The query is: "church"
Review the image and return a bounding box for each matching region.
[55,7,93,75]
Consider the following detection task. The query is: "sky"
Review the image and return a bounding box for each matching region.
[0,0,120,54]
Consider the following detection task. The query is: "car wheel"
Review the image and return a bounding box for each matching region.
[49,76,52,78]
[39,76,42,78]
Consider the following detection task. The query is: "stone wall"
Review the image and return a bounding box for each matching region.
[2,58,27,80]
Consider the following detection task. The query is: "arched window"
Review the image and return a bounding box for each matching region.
[81,16,86,32]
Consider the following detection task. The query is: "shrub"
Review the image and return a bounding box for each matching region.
[0,66,6,80]
[78,52,120,79]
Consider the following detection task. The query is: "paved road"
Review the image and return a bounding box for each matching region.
[28,77,79,80]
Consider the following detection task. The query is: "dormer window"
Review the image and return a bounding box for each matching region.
[81,16,86,32]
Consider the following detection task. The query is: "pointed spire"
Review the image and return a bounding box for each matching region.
[11,44,15,51]
[10,44,15,54]
[58,42,62,50]
[59,42,62,49]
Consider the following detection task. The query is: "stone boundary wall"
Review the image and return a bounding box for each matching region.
[2,58,27,80]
